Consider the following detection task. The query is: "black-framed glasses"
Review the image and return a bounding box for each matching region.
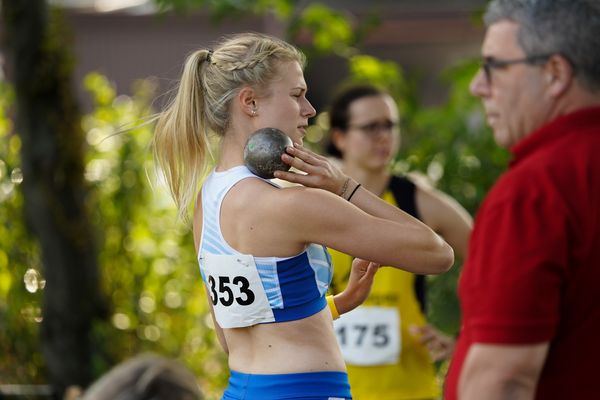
[481,54,552,84]
[348,119,399,137]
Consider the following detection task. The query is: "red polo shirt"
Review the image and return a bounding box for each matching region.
[445,107,600,399]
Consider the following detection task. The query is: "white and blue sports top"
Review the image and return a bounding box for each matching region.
[198,165,333,329]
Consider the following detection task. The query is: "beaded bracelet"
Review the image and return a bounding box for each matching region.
[339,177,350,198]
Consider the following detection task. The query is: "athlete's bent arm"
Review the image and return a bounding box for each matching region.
[278,145,446,229]
[275,145,453,273]
[271,186,453,274]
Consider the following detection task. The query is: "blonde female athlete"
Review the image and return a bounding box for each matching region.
[153,33,454,400]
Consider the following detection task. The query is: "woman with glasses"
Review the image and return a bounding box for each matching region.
[324,85,473,400]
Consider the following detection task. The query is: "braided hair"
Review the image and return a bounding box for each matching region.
[153,33,304,220]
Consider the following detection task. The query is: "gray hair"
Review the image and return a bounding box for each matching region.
[484,0,600,91]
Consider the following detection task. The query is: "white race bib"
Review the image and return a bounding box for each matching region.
[201,253,274,328]
[333,306,400,365]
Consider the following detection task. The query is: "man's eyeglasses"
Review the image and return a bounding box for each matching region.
[348,120,399,137]
[481,54,552,84]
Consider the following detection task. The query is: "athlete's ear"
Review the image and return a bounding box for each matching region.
[238,86,258,117]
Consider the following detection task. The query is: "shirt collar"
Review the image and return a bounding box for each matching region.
[510,106,600,166]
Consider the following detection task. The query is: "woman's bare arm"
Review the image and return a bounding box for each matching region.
[274,144,454,274]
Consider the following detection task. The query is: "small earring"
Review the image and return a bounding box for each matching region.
[252,109,257,116]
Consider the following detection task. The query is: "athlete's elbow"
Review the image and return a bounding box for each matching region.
[427,236,454,274]
[440,240,455,272]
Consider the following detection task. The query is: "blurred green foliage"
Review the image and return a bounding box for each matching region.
[82,73,229,398]
[0,2,510,399]
[398,61,509,336]
[0,75,228,397]
[0,81,48,383]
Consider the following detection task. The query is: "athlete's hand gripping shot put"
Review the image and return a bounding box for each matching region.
[153,33,454,400]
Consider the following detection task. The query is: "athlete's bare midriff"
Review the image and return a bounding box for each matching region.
[224,307,346,374]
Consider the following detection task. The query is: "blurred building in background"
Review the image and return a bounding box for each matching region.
[50,0,486,110]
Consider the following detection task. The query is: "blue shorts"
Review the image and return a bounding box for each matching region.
[222,370,352,400]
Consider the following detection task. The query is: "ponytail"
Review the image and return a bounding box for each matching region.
[153,49,212,221]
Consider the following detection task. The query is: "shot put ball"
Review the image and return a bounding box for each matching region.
[244,128,293,179]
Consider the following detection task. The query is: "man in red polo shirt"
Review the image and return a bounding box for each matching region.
[444,1,600,399]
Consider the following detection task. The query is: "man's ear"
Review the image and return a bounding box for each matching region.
[238,86,258,117]
[544,54,575,97]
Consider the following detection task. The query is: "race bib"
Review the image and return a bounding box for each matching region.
[201,253,274,328]
[333,306,400,365]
